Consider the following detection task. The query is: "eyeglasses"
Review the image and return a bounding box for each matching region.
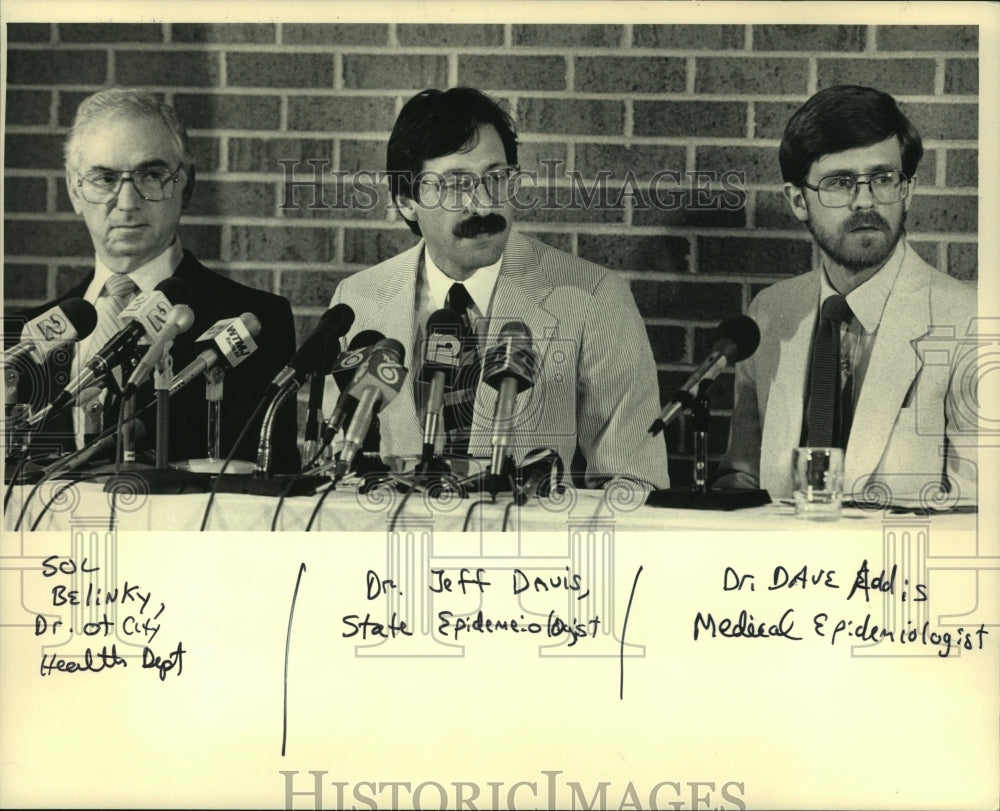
[800,171,910,208]
[417,166,521,204]
[75,165,184,204]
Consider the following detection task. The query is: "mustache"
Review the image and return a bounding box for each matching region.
[845,211,890,231]
[453,214,508,238]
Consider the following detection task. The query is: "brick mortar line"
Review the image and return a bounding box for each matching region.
[5,84,982,105]
[3,132,981,149]
[3,216,979,241]
[6,42,982,56]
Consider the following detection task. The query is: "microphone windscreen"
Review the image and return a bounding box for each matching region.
[241,313,263,337]
[320,303,355,334]
[154,276,194,306]
[426,308,465,336]
[348,329,385,351]
[484,320,536,391]
[60,298,99,340]
[716,315,760,363]
[379,338,406,366]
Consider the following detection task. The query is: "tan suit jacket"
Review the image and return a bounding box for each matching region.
[329,232,669,488]
[719,243,978,505]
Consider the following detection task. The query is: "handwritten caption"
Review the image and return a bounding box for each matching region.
[34,555,185,680]
[694,559,988,657]
[342,567,600,646]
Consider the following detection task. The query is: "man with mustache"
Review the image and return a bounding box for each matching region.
[327,87,668,489]
[717,85,978,505]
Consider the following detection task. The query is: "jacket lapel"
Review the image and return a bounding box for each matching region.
[373,244,422,458]
[467,233,557,458]
[844,248,927,489]
[759,276,816,495]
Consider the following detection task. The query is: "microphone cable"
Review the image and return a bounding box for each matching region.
[197,392,273,532]
[304,480,338,532]
[388,483,415,535]
[30,472,102,532]
[12,398,156,531]
[462,496,491,533]
[3,451,32,512]
[108,392,130,531]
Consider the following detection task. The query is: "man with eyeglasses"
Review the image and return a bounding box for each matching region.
[6,88,300,471]
[327,87,668,489]
[717,85,977,505]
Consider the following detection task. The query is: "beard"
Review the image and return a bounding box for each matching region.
[806,208,907,273]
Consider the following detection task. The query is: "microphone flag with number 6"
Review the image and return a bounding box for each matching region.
[333,338,408,477]
[320,330,386,446]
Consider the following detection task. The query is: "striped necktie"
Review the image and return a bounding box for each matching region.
[443,282,482,456]
[83,274,139,368]
[806,294,854,448]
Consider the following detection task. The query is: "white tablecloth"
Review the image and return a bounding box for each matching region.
[4,477,978,533]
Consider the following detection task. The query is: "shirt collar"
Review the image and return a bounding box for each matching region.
[423,246,503,316]
[819,239,906,334]
[84,240,184,302]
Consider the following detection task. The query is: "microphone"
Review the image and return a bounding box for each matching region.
[23,278,192,426]
[268,303,354,392]
[333,339,408,479]
[318,330,386,450]
[419,309,465,460]
[122,304,196,395]
[515,447,564,501]
[169,313,262,395]
[4,299,98,366]
[79,387,104,445]
[649,315,760,435]
[302,314,345,460]
[483,321,538,494]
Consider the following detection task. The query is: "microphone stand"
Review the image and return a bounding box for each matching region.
[169,366,237,482]
[646,381,770,510]
[101,343,215,494]
[3,366,29,464]
[214,378,329,497]
[205,365,224,461]
[154,353,173,469]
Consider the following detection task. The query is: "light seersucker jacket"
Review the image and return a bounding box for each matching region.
[327,231,670,489]
[718,242,978,506]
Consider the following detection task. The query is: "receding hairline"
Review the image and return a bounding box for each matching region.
[64,110,188,172]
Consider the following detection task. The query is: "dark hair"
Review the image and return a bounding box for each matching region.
[779,85,923,186]
[387,87,518,236]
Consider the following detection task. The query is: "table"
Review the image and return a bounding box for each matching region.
[3,477,979,533]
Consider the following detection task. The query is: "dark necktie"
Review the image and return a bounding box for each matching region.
[443,282,482,456]
[806,294,854,448]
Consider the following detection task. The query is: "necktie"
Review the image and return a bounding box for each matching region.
[85,275,138,440]
[84,274,139,368]
[443,282,482,456]
[806,294,854,448]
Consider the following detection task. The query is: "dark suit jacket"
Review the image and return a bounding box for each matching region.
[5,251,300,472]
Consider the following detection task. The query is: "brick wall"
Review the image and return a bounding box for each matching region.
[3,23,980,483]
